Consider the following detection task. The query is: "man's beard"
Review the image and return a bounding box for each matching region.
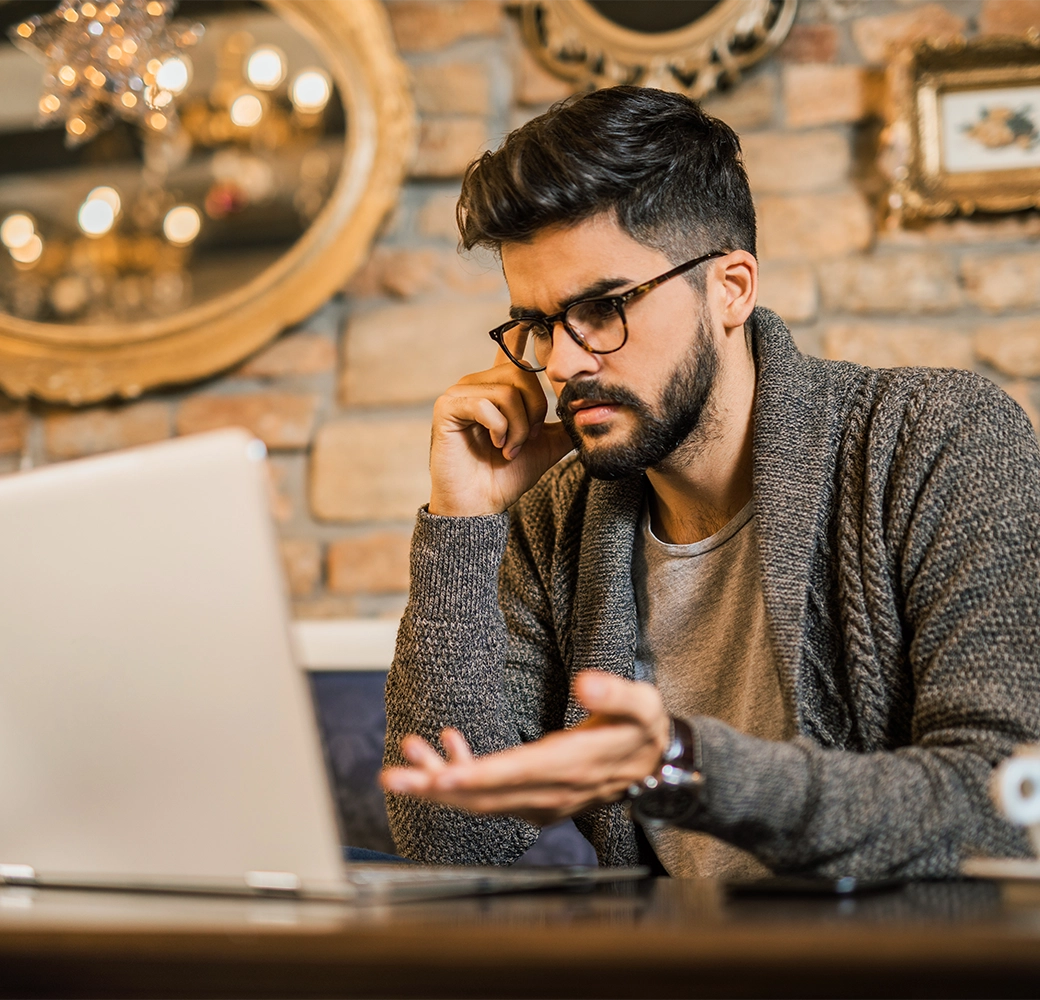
[555,315,719,480]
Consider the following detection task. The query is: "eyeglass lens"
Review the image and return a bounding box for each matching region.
[502,298,626,370]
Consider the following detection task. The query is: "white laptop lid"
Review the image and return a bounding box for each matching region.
[0,430,348,896]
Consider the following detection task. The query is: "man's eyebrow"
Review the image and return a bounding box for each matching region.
[508,277,632,321]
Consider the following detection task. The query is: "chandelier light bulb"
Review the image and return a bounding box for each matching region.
[145,84,173,109]
[78,196,116,237]
[245,46,285,90]
[39,93,61,114]
[290,69,331,113]
[89,186,122,216]
[82,2,97,17]
[230,93,263,128]
[163,204,201,245]
[58,65,76,86]
[67,117,87,137]
[155,55,190,94]
[1,214,35,251]
[10,233,43,265]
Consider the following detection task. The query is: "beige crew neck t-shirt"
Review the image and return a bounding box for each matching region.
[632,499,793,879]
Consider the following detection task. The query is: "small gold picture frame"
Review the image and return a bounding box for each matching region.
[882,36,1040,224]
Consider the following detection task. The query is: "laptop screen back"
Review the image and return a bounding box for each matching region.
[0,430,346,893]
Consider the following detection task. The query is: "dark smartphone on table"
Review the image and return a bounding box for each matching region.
[725,876,904,896]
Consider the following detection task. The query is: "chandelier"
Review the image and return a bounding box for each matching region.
[8,0,203,146]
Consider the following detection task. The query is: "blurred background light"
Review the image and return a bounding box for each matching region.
[290,69,330,113]
[1,213,35,250]
[246,46,285,90]
[230,93,263,127]
[163,204,201,245]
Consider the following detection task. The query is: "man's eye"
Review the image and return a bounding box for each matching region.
[524,323,552,342]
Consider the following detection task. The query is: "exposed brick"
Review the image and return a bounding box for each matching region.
[418,189,462,240]
[386,0,503,53]
[515,45,573,106]
[327,531,412,595]
[962,253,1040,313]
[348,248,444,299]
[280,538,321,597]
[777,23,839,64]
[309,416,431,522]
[265,459,293,524]
[412,62,490,116]
[758,262,818,324]
[44,401,170,460]
[176,393,319,450]
[823,323,973,369]
[819,252,961,315]
[782,65,882,128]
[756,192,873,261]
[236,333,336,378]
[742,130,850,194]
[347,248,505,300]
[412,118,488,178]
[292,595,358,620]
[0,402,28,456]
[851,4,966,64]
[1003,380,1040,434]
[444,251,508,297]
[979,0,1040,37]
[341,300,509,406]
[974,319,1040,377]
[701,74,776,132]
[878,214,1040,247]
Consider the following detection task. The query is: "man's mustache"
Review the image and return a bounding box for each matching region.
[555,380,646,420]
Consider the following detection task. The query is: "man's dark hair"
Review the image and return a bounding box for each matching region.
[457,86,756,277]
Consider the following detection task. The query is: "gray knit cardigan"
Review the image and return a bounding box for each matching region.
[383,307,1040,878]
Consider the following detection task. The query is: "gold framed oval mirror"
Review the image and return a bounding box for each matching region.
[0,0,414,404]
[520,0,796,97]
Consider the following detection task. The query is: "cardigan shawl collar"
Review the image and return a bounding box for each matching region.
[568,307,833,730]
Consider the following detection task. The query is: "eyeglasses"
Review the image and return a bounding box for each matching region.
[489,250,727,373]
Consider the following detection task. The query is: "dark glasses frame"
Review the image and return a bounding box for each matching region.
[489,250,728,372]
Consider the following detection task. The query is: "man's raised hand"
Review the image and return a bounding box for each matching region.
[380,672,671,826]
[428,353,573,517]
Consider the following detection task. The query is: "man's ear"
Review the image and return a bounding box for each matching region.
[714,250,757,331]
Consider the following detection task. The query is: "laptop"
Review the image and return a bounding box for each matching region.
[0,429,643,902]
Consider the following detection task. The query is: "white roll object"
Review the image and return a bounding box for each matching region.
[992,750,1040,827]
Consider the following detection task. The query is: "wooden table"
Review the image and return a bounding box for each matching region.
[2,877,1039,998]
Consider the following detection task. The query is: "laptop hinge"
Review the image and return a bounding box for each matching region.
[0,864,37,886]
[244,870,301,893]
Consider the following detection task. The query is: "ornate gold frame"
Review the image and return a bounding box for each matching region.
[0,0,415,404]
[881,37,1040,224]
[518,0,796,98]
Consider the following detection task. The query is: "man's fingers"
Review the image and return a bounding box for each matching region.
[400,734,447,771]
[454,369,549,458]
[380,765,434,795]
[439,384,533,456]
[441,727,474,763]
[574,671,664,728]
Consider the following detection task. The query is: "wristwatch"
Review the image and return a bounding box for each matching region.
[626,716,704,827]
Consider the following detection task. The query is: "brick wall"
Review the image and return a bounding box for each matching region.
[3,0,1040,619]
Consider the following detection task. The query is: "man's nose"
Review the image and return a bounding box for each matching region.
[544,322,601,384]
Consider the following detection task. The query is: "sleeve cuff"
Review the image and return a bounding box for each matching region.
[407,505,511,620]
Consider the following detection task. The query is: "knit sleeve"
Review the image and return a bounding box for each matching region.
[382,500,566,864]
[673,374,1040,878]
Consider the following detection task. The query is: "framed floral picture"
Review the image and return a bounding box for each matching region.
[881,37,1040,223]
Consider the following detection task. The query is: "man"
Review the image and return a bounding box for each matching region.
[380,86,1040,878]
